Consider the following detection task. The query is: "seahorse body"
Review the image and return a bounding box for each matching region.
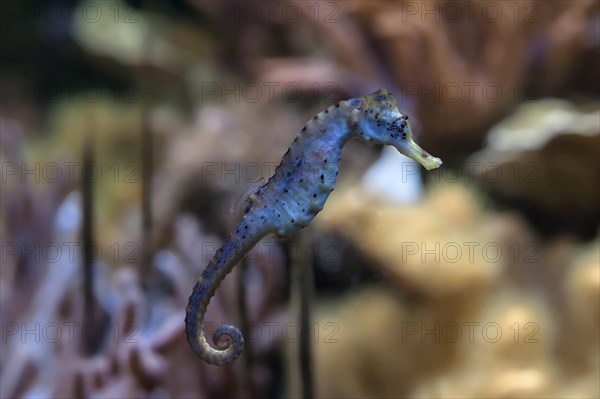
[185,88,442,365]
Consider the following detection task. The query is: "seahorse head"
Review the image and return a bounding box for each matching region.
[351,88,442,170]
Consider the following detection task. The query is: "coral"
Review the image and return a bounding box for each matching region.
[469,99,600,236]
[296,180,599,399]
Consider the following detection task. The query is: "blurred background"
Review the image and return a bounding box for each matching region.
[1,1,599,398]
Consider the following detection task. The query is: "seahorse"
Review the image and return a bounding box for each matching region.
[185,88,442,365]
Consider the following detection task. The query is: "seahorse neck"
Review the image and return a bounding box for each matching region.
[305,99,361,153]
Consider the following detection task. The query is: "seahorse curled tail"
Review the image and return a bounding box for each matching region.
[185,224,267,365]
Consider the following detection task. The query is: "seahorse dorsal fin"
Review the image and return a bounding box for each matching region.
[230,179,266,219]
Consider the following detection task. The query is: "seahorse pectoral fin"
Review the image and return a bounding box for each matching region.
[350,108,361,125]
[230,180,266,220]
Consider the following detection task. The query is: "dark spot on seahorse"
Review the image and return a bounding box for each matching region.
[244,225,248,229]
[402,132,407,139]
[320,174,324,183]
[285,189,289,193]
[236,229,239,233]
[242,235,246,239]
[290,219,294,223]
[300,178,303,183]
[302,208,306,212]
[405,115,409,120]
[325,109,328,113]
[313,193,317,198]
[335,103,340,108]
[324,159,327,163]
[296,159,303,167]
[302,126,306,132]
[286,172,291,177]
[277,214,281,218]
[260,216,264,219]
[314,116,317,120]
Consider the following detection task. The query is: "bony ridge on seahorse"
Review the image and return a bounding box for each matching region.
[185,88,442,365]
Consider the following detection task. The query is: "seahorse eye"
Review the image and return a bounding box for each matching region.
[394,118,405,132]
[386,118,402,132]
